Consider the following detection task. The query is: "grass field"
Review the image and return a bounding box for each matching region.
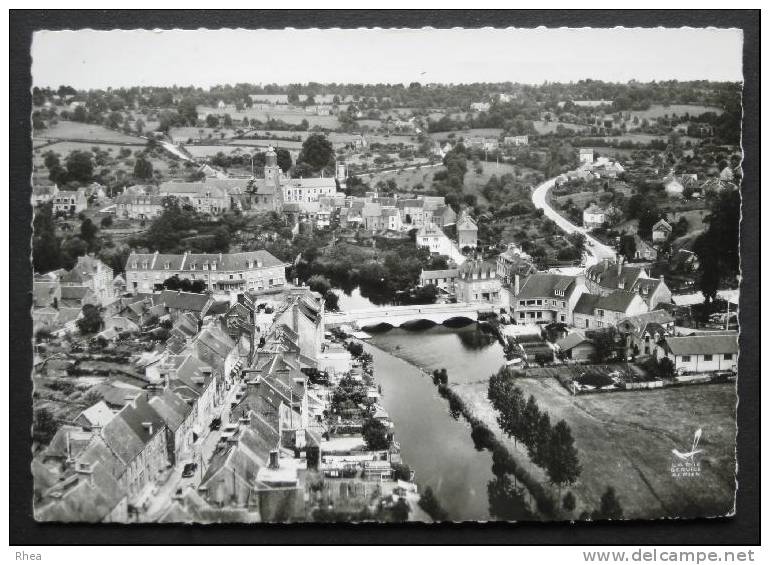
[196,105,341,129]
[168,127,241,143]
[532,120,588,135]
[454,377,736,520]
[362,159,525,203]
[629,104,723,120]
[428,128,504,142]
[35,120,145,144]
[33,140,176,177]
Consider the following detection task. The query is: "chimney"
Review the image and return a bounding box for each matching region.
[76,461,96,487]
[514,274,520,296]
[603,257,610,270]
[660,274,665,284]
[617,256,623,277]
[268,449,279,470]
[142,422,154,436]
[125,393,141,409]
[292,303,300,331]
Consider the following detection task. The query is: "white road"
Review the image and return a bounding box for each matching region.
[531,174,617,267]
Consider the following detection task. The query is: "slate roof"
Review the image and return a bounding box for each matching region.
[573,293,601,315]
[77,401,116,429]
[557,331,593,351]
[662,333,739,356]
[149,389,192,432]
[35,460,126,523]
[126,250,285,273]
[421,269,459,280]
[101,393,165,466]
[32,281,59,308]
[159,182,228,199]
[516,274,579,300]
[458,259,496,278]
[157,291,211,313]
[585,262,645,291]
[456,211,478,231]
[618,310,675,335]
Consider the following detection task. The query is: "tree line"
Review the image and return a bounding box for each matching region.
[487,367,581,495]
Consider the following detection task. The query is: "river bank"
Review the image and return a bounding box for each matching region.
[360,324,563,521]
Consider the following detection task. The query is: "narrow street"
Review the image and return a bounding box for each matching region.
[142,376,245,521]
[531,174,617,267]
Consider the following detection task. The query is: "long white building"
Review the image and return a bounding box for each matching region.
[125,250,288,294]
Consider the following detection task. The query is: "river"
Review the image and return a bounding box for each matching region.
[352,308,527,520]
[334,287,531,520]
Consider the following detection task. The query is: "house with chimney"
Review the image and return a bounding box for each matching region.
[148,387,196,466]
[419,268,459,293]
[511,273,586,324]
[584,257,671,309]
[159,181,229,215]
[454,259,501,304]
[616,310,676,357]
[572,290,649,330]
[415,224,466,266]
[496,244,536,285]
[125,250,287,295]
[651,218,673,243]
[582,203,608,230]
[456,211,478,249]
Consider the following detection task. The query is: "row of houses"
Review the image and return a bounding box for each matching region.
[559,309,738,375]
[34,298,251,522]
[33,255,122,335]
[124,250,288,295]
[511,258,671,328]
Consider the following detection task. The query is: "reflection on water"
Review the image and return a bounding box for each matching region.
[365,343,497,521]
[364,323,533,521]
[487,475,534,521]
[368,325,505,385]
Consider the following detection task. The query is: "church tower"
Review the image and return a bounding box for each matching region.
[335,161,347,190]
[264,146,283,210]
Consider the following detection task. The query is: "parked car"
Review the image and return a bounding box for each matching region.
[181,463,197,478]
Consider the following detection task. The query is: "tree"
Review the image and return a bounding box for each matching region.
[566,232,586,253]
[298,133,334,172]
[362,418,390,450]
[694,189,740,303]
[592,486,624,520]
[133,156,154,180]
[178,97,199,125]
[545,420,582,493]
[79,218,98,249]
[418,486,449,521]
[657,356,676,379]
[590,327,619,363]
[619,234,637,259]
[206,114,220,128]
[33,408,58,445]
[563,491,576,513]
[276,148,293,173]
[391,463,412,482]
[163,275,206,293]
[76,304,103,335]
[487,474,533,521]
[100,215,113,228]
[33,202,63,273]
[65,151,94,183]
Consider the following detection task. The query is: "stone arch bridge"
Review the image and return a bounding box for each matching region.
[324,303,492,330]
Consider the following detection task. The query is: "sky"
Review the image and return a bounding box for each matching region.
[32,27,744,89]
